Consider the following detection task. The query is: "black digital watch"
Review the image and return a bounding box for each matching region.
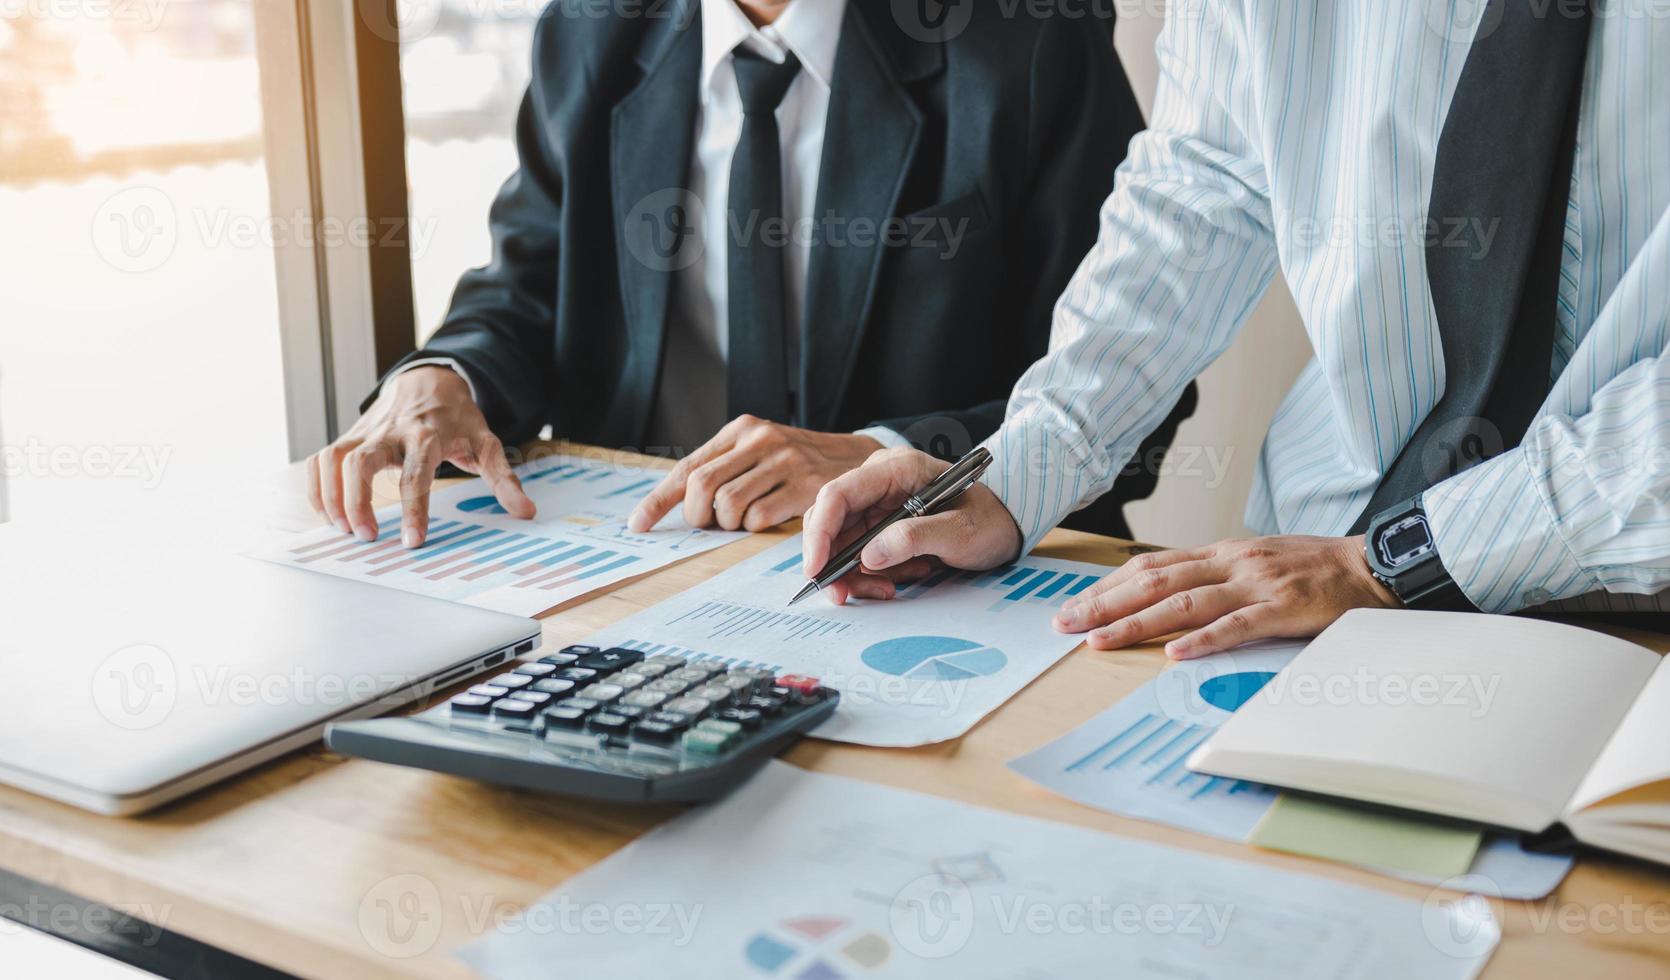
[1362,495,1475,611]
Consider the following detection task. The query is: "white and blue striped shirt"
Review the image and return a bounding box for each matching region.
[982,0,1670,613]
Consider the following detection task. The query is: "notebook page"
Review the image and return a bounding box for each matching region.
[1569,653,1670,814]
[1198,610,1658,823]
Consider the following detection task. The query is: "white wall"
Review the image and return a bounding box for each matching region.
[1110,6,1313,548]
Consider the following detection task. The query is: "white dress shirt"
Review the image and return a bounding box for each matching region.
[983,0,1670,613]
[404,0,906,456]
[649,0,842,452]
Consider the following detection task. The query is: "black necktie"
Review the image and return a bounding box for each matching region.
[726,48,802,424]
[1353,0,1592,531]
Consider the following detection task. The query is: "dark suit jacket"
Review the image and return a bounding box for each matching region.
[382,0,1195,538]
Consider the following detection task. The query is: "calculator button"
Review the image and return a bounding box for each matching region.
[664,696,715,717]
[538,652,579,668]
[645,654,688,669]
[512,662,557,678]
[612,672,648,691]
[468,684,509,699]
[734,667,775,689]
[556,667,599,683]
[532,678,577,696]
[648,710,695,731]
[632,662,672,679]
[645,678,688,696]
[695,718,743,738]
[777,675,822,700]
[491,673,535,690]
[557,697,602,715]
[449,694,493,715]
[668,668,711,686]
[632,720,680,745]
[560,645,601,658]
[691,683,734,705]
[543,706,588,730]
[492,698,539,720]
[578,683,625,704]
[587,712,634,736]
[622,690,670,709]
[745,695,786,717]
[719,673,757,698]
[609,704,647,721]
[506,690,553,707]
[682,729,734,754]
[578,648,644,673]
[716,708,763,730]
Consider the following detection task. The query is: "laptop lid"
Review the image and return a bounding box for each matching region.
[0,522,539,813]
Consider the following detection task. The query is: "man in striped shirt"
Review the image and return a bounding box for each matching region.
[803,0,1670,656]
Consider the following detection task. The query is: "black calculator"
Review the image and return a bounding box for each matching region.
[325,644,839,803]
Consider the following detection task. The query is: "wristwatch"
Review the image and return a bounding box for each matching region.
[1362,496,1475,611]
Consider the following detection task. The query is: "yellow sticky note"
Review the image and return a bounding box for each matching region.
[1248,794,1482,879]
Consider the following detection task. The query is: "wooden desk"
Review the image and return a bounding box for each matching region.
[2,444,1667,978]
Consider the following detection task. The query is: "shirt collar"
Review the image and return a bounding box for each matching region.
[698,0,845,101]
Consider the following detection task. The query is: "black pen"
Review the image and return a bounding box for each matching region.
[789,447,994,606]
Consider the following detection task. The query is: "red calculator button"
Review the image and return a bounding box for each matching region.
[777,675,822,698]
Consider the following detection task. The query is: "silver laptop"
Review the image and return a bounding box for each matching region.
[0,522,539,815]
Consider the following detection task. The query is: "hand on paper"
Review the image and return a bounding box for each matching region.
[305,366,535,548]
[1055,535,1402,659]
[628,416,883,533]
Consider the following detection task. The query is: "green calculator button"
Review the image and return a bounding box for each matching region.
[681,729,734,754]
[695,719,743,738]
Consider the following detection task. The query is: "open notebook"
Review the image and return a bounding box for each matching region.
[1188,609,1670,867]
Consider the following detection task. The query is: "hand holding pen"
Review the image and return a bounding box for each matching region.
[796,447,1024,605]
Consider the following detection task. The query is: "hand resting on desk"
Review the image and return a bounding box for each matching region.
[801,447,1401,659]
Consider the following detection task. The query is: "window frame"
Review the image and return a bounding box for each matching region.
[253,0,418,456]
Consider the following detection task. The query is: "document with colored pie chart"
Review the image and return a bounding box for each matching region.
[260,454,747,616]
[580,535,1112,747]
[458,762,1499,980]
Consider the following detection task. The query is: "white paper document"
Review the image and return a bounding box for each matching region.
[1009,642,1574,899]
[459,762,1500,980]
[581,535,1108,746]
[260,454,746,616]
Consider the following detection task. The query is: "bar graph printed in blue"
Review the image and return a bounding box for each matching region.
[285,514,641,597]
[1065,712,1272,805]
[666,599,853,642]
[761,553,1100,614]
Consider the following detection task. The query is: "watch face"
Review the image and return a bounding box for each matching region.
[1377,514,1434,569]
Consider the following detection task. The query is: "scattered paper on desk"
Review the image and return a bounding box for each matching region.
[1010,642,1302,839]
[1249,794,1483,879]
[1009,641,1575,898]
[258,454,747,616]
[458,762,1499,980]
[579,535,1109,746]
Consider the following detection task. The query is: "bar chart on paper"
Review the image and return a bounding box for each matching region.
[583,535,1114,746]
[1009,645,1302,840]
[261,455,748,615]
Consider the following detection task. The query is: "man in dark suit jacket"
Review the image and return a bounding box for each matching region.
[307,0,1194,551]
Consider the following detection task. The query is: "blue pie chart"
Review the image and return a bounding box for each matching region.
[458,495,508,515]
[1197,671,1278,712]
[861,636,1008,681]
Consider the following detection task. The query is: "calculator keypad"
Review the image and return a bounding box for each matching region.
[446,645,832,760]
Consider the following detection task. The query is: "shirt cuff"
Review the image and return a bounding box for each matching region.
[390,357,481,406]
[856,426,910,451]
[976,421,1104,557]
[1423,445,1599,613]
